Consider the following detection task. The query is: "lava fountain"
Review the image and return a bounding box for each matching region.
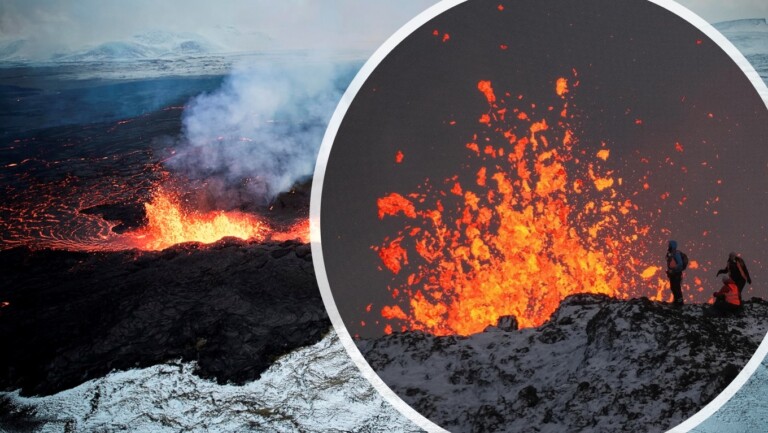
[373,71,662,336]
[125,188,270,251]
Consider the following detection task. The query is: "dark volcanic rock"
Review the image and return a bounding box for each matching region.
[357,294,768,433]
[80,202,148,233]
[0,239,329,396]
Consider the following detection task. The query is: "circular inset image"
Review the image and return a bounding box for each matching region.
[311,0,768,431]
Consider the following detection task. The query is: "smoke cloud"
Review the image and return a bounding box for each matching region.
[169,57,358,205]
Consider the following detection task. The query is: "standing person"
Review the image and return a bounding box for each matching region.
[666,240,685,307]
[716,252,751,302]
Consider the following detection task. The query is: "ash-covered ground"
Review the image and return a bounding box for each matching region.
[357,295,768,433]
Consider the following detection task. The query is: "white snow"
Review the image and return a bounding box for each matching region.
[357,297,768,433]
[0,330,419,433]
[716,18,768,78]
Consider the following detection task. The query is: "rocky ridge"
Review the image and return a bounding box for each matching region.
[357,294,768,433]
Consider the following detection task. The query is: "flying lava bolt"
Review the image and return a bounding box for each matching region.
[372,71,662,336]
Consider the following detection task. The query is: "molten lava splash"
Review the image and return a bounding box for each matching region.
[374,72,654,336]
[270,219,310,244]
[126,188,270,251]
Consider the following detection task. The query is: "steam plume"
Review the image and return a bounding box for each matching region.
[170,57,357,205]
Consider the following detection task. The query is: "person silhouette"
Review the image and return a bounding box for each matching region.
[716,252,752,303]
[665,240,684,307]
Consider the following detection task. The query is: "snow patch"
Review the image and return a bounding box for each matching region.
[357,296,768,433]
[0,331,418,433]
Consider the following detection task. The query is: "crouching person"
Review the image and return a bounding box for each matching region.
[705,276,742,317]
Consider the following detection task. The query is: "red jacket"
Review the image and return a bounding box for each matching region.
[714,282,740,306]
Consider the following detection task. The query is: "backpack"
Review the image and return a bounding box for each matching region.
[679,251,689,271]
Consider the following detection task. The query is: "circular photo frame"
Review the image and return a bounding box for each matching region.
[311,1,768,431]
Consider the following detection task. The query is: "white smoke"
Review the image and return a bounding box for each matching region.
[170,57,355,204]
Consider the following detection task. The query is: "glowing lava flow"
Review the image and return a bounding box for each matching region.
[0,116,308,253]
[0,181,308,252]
[373,72,653,336]
[126,188,290,251]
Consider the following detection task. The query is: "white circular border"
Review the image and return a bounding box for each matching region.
[309,1,768,432]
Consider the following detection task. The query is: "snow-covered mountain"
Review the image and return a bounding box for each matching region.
[0,331,419,433]
[0,25,281,66]
[0,39,26,61]
[0,30,231,64]
[52,31,219,62]
[357,295,768,433]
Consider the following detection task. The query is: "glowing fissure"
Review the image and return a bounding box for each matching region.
[1,181,309,252]
[126,188,270,251]
[373,72,656,336]
[125,186,310,250]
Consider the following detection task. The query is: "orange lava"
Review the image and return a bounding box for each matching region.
[374,72,656,336]
[555,77,569,96]
[128,188,269,250]
[271,219,310,244]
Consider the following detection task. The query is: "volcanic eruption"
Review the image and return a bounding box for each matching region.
[0,64,331,254]
[318,0,768,341]
[373,72,669,335]
[0,62,330,405]
[0,166,308,253]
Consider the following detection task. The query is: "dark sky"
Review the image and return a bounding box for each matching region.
[320,0,768,338]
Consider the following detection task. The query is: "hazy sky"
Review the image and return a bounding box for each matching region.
[0,1,437,57]
[0,1,765,59]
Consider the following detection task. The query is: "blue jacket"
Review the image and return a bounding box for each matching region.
[667,240,683,273]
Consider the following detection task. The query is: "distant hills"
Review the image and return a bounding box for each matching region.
[0,18,764,66]
[55,31,217,62]
[0,28,272,64]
